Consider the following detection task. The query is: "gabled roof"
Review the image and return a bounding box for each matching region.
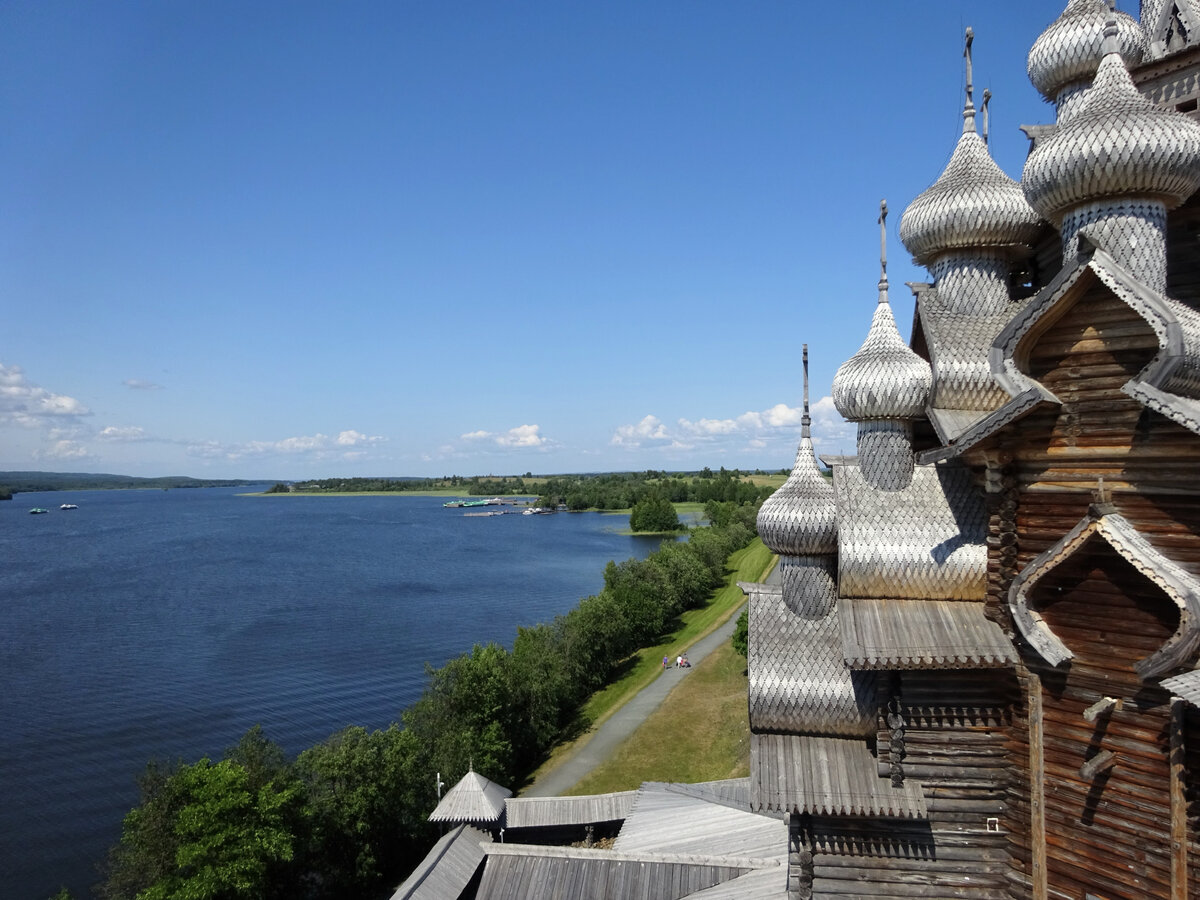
[428,770,511,824]
[505,791,637,829]
[1009,499,1200,678]
[750,733,927,820]
[833,460,988,601]
[920,246,1200,463]
[917,285,1031,444]
[839,597,1020,669]
[475,843,775,900]
[389,824,489,900]
[614,782,786,860]
[745,580,877,737]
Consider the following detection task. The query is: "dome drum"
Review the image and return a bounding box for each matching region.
[928,250,1014,317]
[857,421,917,492]
[1061,199,1168,294]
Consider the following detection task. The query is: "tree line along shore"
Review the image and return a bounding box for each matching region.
[87,487,772,900]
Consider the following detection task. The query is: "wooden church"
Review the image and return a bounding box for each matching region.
[393,3,1200,897]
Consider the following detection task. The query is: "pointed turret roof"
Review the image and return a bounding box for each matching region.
[428,769,511,825]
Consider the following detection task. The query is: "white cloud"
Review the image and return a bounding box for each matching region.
[496,424,546,448]
[612,397,851,457]
[35,439,92,460]
[611,415,670,446]
[0,363,90,426]
[186,430,387,463]
[124,379,162,390]
[98,425,148,442]
[461,430,492,441]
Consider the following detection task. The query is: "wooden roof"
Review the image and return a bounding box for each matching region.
[388,824,489,900]
[747,580,877,736]
[505,790,637,829]
[428,770,511,824]
[833,460,988,601]
[750,733,927,820]
[839,596,1020,669]
[1162,669,1200,705]
[614,782,786,861]
[475,844,772,900]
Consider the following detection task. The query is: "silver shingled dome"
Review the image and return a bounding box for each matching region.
[1027,0,1146,101]
[1024,44,1200,222]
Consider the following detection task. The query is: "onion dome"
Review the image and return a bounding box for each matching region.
[758,346,837,556]
[833,202,933,421]
[900,29,1041,265]
[1027,0,1146,102]
[1024,22,1200,222]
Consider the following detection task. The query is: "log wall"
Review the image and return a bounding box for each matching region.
[806,671,1016,899]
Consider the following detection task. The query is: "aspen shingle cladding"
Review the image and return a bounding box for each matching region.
[745,581,876,736]
[1164,669,1200,705]
[838,597,1019,669]
[833,459,988,601]
[749,733,927,819]
[388,824,489,900]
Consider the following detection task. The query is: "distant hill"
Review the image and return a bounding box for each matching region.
[0,471,261,496]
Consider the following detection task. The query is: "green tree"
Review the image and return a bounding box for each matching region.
[628,495,680,532]
[732,609,749,658]
[295,725,430,896]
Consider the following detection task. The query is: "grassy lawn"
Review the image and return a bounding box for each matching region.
[528,538,774,783]
[568,638,750,793]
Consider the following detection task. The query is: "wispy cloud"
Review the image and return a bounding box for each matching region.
[123,378,162,391]
[98,425,149,442]
[186,430,386,463]
[461,424,550,449]
[34,439,93,461]
[612,397,852,455]
[610,415,670,446]
[0,363,90,426]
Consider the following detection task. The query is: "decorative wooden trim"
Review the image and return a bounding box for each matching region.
[1030,674,1047,900]
[1171,697,1187,900]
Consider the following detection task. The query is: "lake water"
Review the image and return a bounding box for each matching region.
[0,487,663,899]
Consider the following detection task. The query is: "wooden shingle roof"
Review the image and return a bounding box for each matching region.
[614,782,786,860]
[839,597,1019,669]
[389,824,489,900]
[834,460,987,601]
[747,580,877,736]
[1162,669,1200,705]
[750,733,927,820]
[505,791,636,829]
[428,770,511,824]
[475,844,771,900]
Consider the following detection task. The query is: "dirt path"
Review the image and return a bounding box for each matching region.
[523,563,779,797]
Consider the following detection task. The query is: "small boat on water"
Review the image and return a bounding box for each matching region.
[29,508,49,514]
[60,504,78,510]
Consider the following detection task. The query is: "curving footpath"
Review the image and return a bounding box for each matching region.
[523,562,779,797]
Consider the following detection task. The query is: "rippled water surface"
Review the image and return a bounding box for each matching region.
[1,487,656,899]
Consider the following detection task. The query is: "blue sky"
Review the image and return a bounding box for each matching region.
[0,1,1136,479]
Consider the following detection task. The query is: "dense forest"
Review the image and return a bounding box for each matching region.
[94,501,765,900]
[273,468,781,512]
[0,471,255,495]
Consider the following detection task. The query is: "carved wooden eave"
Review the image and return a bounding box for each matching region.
[750,733,927,820]
[838,596,1020,670]
[1008,503,1200,679]
[918,246,1200,463]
